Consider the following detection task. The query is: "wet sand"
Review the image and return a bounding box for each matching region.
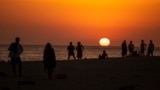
[0,56,160,90]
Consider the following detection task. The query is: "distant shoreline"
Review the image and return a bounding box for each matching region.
[1,56,160,63]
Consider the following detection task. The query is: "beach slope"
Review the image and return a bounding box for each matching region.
[0,56,160,90]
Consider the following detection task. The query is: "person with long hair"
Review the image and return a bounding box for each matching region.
[43,43,56,80]
[76,42,84,60]
[121,40,127,57]
[147,40,155,56]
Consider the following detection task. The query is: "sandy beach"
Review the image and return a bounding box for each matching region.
[0,56,160,90]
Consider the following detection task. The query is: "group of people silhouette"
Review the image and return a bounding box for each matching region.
[8,37,84,79]
[67,42,84,60]
[7,37,155,79]
[121,40,155,57]
[8,37,56,79]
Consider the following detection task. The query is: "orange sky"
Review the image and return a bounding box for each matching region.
[0,0,160,46]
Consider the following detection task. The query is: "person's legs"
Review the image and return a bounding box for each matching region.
[73,55,76,60]
[129,51,132,56]
[148,50,151,56]
[141,49,144,56]
[68,53,71,60]
[12,64,16,76]
[19,63,22,76]
[11,58,16,76]
[71,54,76,60]
[16,57,22,77]
[151,50,153,56]
[131,50,134,56]
[68,55,70,60]
[48,68,53,80]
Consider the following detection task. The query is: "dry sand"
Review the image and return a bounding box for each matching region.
[0,56,160,90]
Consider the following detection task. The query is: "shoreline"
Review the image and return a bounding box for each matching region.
[1,56,160,62]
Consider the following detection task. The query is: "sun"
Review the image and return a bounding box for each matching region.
[99,38,110,46]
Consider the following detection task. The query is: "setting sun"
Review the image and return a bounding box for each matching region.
[99,38,110,46]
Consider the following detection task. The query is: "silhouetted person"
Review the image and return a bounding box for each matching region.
[76,42,84,59]
[140,40,147,56]
[128,41,135,56]
[67,42,76,60]
[121,40,127,57]
[43,43,56,80]
[99,50,108,59]
[8,37,23,76]
[147,40,154,56]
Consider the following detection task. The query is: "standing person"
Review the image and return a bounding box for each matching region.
[128,41,135,56]
[76,42,84,60]
[67,42,76,60]
[147,40,154,56]
[43,43,56,80]
[140,40,147,56]
[121,40,127,57]
[8,37,23,77]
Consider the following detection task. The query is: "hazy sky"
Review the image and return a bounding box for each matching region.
[0,0,160,46]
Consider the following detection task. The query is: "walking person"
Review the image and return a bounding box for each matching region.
[140,40,147,56]
[147,40,155,56]
[8,37,23,77]
[128,41,135,56]
[43,43,56,80]
[121,40,127,57]
[67,42,76,60]
[76,42,84,59]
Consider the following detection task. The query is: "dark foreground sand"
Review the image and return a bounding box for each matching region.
[0,56,160,90]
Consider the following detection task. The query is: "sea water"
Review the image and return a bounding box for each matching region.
[0,45,160,61]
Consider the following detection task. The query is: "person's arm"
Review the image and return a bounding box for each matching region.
[19,45,24,54]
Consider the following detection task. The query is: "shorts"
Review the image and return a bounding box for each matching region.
[11,57,22,64]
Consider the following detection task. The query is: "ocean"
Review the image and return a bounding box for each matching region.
[0,45,160,61]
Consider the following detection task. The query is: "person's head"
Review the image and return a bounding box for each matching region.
[78,42,81,45]
[70,42,72,45]
[150,40,152,43]
[45,43,52,49]
[130,41,132,43]
[103,50,106,53]
[141,40,144,43]
[15,37,20,44]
